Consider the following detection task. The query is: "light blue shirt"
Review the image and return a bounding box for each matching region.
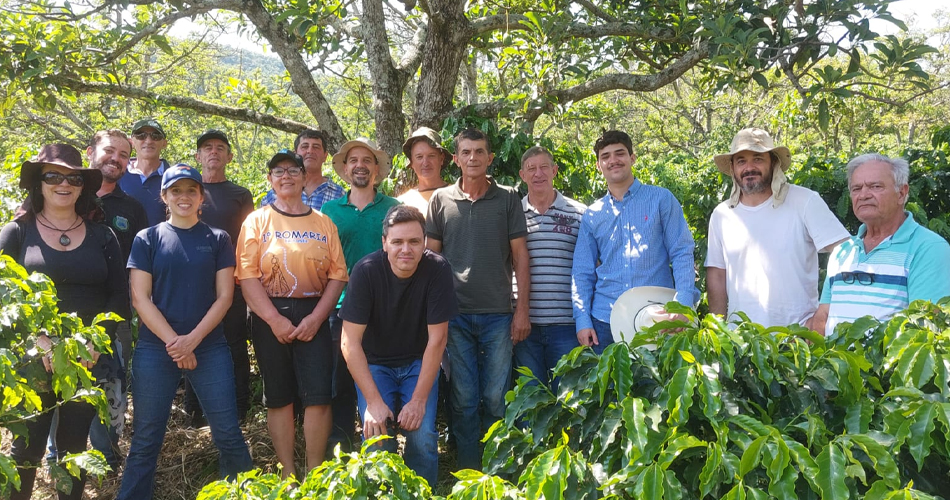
[572,179,698,331]
[259,179,345,211]
[820,212,950,335]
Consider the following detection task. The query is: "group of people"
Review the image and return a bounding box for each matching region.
[3,118,950,499]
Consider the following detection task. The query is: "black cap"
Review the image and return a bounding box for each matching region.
[267,148,303,170]
[196,129,230,149]
[131,118,165,137]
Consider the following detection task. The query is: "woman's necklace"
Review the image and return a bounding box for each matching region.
[36,213,83,247]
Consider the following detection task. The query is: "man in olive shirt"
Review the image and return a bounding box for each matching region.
[425,127,530,470]
[322,138,400,453]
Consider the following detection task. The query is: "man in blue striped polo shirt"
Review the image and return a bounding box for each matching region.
[572,130,699,351]
[814,154,950,336]
[514,146,586,390]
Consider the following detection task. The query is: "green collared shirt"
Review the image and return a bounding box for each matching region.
[322,190,402,307]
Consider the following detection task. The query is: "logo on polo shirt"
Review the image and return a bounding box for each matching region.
[112,216,130,232]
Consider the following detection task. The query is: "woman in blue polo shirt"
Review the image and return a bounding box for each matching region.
[117,164,252,500]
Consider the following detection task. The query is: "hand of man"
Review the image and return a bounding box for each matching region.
[270,316,296,344]
[166,333,200,362]
[577,328,598,347]
[37,334,53,372]
[397,398,426,432]
[80,343,102,369]
[289,314,321,342]
[656,310,689,334]
[362,400,394,439]
[177,353,198,370]
[511,310,531,345]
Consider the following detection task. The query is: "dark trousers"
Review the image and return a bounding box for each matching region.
[328,309,358,454]
[11,391,96,500]
[185,288,252,419]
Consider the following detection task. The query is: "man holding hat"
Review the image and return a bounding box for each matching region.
[186,129,255,424]
[321,137,400,454]
[398,127,450,215]
[573,130,697,352]
[260,129,344,210]
[705,128,848,328]
[120,118,172,225]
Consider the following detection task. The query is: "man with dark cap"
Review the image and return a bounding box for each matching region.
[183,129,255,425]
[119,118,172,225]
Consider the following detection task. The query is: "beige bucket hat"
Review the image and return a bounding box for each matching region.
[713,128,791,175]
[332,138,391,185]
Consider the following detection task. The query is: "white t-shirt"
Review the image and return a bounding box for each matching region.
[705,184,849,327]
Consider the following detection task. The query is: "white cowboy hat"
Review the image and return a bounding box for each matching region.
[610,286,678,344]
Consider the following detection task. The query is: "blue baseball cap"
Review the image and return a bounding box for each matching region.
[161,163,204,190]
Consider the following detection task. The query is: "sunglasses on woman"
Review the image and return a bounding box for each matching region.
[42,171,85,187]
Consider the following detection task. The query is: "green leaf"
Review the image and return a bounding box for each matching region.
[739,436,766,478]
[817,99,830,132]
[907,401,936,470]
[846,434,900,489]
[816,442,847,500]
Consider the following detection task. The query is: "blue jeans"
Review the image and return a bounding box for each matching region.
[513,323,580,392]
[591,318,615,355]
[116,340,252,500]
[355,359,439,486]
[447,313,513,470]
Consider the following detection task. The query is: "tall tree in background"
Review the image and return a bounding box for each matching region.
[0,0,937,156]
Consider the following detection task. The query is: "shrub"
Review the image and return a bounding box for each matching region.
[0,254,112,496]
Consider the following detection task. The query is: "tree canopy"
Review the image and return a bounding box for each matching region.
[0,0,937,156]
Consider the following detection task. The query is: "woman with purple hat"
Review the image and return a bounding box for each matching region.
[0,143,127,500]
[116,164,252,500]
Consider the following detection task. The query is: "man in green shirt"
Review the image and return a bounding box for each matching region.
[321,138,401,454]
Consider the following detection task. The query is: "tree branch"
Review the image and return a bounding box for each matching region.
[49,76,313,134]
[447,41,709,121]
[573,0,617,23]
[470,14,678,42]
[239,0,346,149]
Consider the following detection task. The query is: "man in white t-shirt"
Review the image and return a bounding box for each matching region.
[705,128,849,328]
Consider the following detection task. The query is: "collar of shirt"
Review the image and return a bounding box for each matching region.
[523,190,565,213]
[445,176,501,201]
[605,178,643,206]
[127,158,169,179]
[856,210,919,252]
[340,190,385,208]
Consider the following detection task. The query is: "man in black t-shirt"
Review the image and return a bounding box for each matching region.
[86,129,148,470]
[340,205,458,486]
[188,129,255,423]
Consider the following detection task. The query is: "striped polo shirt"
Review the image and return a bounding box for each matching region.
[513,191,587,325]
[820,212,950,335]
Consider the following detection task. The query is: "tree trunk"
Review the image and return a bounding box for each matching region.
[361,0,409,157]
[410,0,471,131]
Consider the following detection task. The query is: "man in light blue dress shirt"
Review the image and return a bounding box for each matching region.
[572,130,699,351]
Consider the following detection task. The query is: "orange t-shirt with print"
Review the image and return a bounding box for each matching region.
[236,205,348,298]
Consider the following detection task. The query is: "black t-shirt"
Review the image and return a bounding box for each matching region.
[202,180,254,243]
[0,218,129,380]
[339,249,458,367]
[100,186,149,263]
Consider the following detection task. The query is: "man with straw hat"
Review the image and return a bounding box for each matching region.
[321,137,401,454]
[706,128,848,328]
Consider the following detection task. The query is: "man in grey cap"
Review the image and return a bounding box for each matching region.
[398,127,450,215]
[185,129,255,424]
[120,117,172,225]
[705,128,848,328]
[321,138,401,454]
